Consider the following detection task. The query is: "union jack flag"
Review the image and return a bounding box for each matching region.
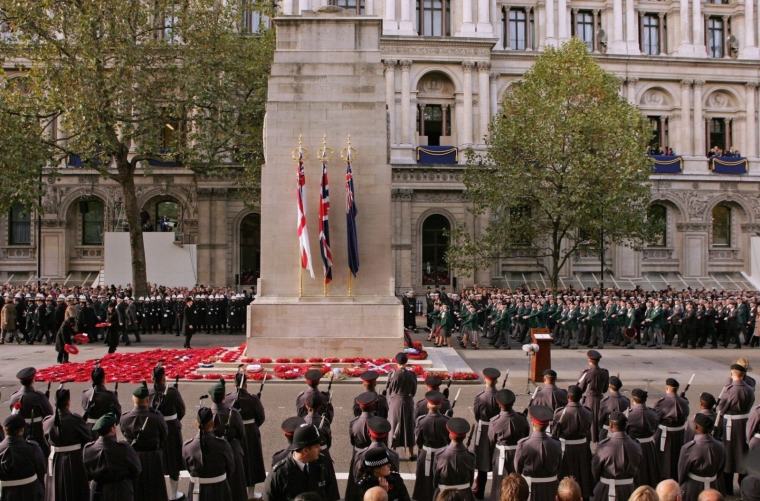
[297,151,315,279]
[346,157,359,277]
[319,160,332,284]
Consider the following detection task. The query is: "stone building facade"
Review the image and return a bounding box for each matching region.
[3,0,760,291]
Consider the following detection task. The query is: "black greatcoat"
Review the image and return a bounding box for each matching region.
[9,385,54,461]
[264,453,341,501]
[387,369,418,449]
[210,401,248,501]
[488,409,530,501]
[120,406,169,501]
[42,409,92,501]
[81,385,122,439]
[83,435,142,501]
[182,431,235,501]
[0,435,46,501]
[225,389,267,486]
[591,431,642,501]
[432,442,476,501]
[148,384,186,479]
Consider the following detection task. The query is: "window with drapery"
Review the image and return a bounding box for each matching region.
[712,205,731,247]
[503,8,534,50]
[647,204,667,247]
[422,214,450,285]
[416,0,450,36]
[8,204,31,245]
[707,17,724,58]
[642,14,660,55]
[82,200,105,245]
[574,11,594,51]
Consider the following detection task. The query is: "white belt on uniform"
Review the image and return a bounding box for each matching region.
[599,477,634,501]
[422,446,445,476]
[724,414,750,441]
[495,444,518,475]
[242,418,256,425]
[48,444,82,474]
[602,425,611,431]
[688,472,716,491]
[636,436,655,444]
[559,437,586,453]
[475,420,487,446]
[163,414,178,421]
[658,423,687,451]
[86,418,98,424]
[0,474,38,488]
[191,473,227,501]
[522,475,558,493]
[754,433,760,440]
[437,483,470,491]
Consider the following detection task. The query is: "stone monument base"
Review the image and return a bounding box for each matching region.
[247,297,403,358]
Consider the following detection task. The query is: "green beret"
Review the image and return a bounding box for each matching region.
[133,380,149,399]
[209,378,226,401]
[92,413,117,435]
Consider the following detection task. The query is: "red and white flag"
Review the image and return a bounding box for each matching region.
[297,151,315,279]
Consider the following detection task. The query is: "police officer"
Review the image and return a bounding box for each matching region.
[678,413,727,501]
[354,417,401,474]
[272,417,306,466]
[716,363,755,494]
[515,405,562,501]
[209,379,247,501]
[355,448,411,501]
[529,370,568,414]
[149,364,187,501]
[296,370,335,423]
[346,392,378,501]
[654,378,690,481]
[264,423,340,501]
[413,376,452,421]
[42,386,91,501]
[83,411,142,501]
[121,381,169,501]
[352,371,389,419]
[597,376,631,441]
[225,372,266,500]
[551,385,593,500]
[591,412,642,501]
[82,364,121,437]
[472,368,500,500]
[432,418,476,501]
[182,406,235,501]
[412,391,450,501]
[387,353,418,460]
[9,367,54,461]
[626,389,661,488]
[0,414,46,501]
[488,389,530,501]
[578,350,609,444]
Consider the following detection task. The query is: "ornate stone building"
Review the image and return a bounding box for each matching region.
[3,0,760,291]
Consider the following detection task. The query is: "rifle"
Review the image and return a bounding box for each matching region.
[114,381,119,398]
[443,378,452,399]
[225,366,244,438]
[319,390,333,430]
[382,370,394,397]
[45,381,51,400]
[465,422,477,448]
[26,409,35,441]
[130,416,150,446]
[680,374,695,398]
[712,386,726,437]
[521,387,539,416]
[445,388,461,417]
[83,384,97,422]
[257,372,266,399]
[325,372,334,398]
[501,369,510,390]
[174,374,180,389]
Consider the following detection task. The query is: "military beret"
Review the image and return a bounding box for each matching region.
[367,417,391,438]
[608,376,622,389]
[730,364,747,373]
[543,369,557,378]
[152,364,165,380]
[281,416,306,436]
[304,369,323,383]
[568,385,583,399]
[447,417,470,437]
[197,407,214,426]
[355,391,377,407]
[425,390,444,405]
[361,371,379,382]
[133,380,149,399]
[694,412,714,431]
[92,412,118,434]
[364,447,390,468]
[289,424,321,451]
[496,389,516,406]
[209,379,226,400]
[608,411,627,425]
[395,353,408,364]
[424,375,442,387]
[529,405,553,425]
[483,368,501,380]
[632,389,648,399]
[16,367,36,381]
[586,350,602,361]
[3,414,26,431]
[699,392,717,408]
[305,392,323,408]
[91,367,106,383]
[666,378,680,388]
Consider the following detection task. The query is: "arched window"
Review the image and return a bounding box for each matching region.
[8,204,31,245]
[712,205,731,247]
[422,214,450,285]
[647,204,667,247]
[156,200,180,232]
[82,200,104,245]
[240,213,261,284]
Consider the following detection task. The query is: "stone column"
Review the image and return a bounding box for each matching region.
[671,113,682,154]
[454,96,463,146]
[545,0,555,46]
[722,15,731,58]
[680,80,693,155]
[399,0,415,34]
[693,0,706,56]
[557,0,567,42]
[625,0,639,53]
[592,10,599,52]
[400,60,412,145]
[461,0,476,34]
[478,62,491,144]
[746,82,757,157]
[366,0,374,16]
[658,13,666,55]
[490,72,499,118]
[611,0,625,52]
[411,96,418,144]
[384,0,397,32]
[384,60,397,145]
[283,0,293,15]
[462,62,474,146]
[527,7,533,49]
[627,77,638,105]
[743,0,759,58]
[693,80,704,156]
[679,0,691,53]
[477,0,494,34]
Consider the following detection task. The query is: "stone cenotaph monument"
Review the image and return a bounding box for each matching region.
[247,9,403,358]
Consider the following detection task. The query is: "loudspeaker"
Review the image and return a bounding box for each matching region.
[79,200,89,213]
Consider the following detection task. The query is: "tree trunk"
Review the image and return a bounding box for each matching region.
[119,172,149,297]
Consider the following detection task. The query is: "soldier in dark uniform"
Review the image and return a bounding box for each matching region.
[387,353,418,460]
[149,364,187,501]
[182,297,196,349]
[654,378,690,481]
[550,385,593,499]
[402,291,417,333]
[9,367,54,461]
[432,418,475,501]
[678,413,727,501]
[182,407,235,501]
[591,412,642,501]
[209,379,247,501]
[356,448,411,501]
[514,405,562,501]
[225,372,266,500]
[346,392,378,501]
[748,394,760,451]
[105,302,121,354]
[684,392,720,443]
[82,365,121,437]
[597,376,631,441]
[272,417,305,466]
[42,386,92,501]
[717,363,755,494]
[161,298,173,334]
[302,393,333,460]
[173,296,184,337]
[352,371,389,419]
[577,350,609,444]
[296,370,335,423]
[488,389,530,501]
[413,376,452,421]
[121,381,169,501]
[0,414,46,501]
[529,370,568,414]
[264,423,340,501]
[83,410,142,501]
[626,388,661,488]
[412,391,450,501]
[355,417,401,474]
[471,368,500,500]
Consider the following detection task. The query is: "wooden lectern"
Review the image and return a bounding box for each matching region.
[530,328,553,382]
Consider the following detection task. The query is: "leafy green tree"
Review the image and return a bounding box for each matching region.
[0,0,274,294]
[447,38,659,291]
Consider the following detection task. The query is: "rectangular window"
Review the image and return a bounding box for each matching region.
[709,118,726,151]
[241,0,271,33]
[8,204,31,245]
[509,9,527,50]
[82,201,104,246]
[575,11,594,52]
[707,17,724,58]
[642,14,659,55]
[417,0,450,36]
[337,0,365,14]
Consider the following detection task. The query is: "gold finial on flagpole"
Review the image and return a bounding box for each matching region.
[292,134,310,161]
[340,134,358,162]
[318,135,334,162]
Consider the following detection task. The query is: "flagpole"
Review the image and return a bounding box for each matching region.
[348,271,353,298]
[342,134,358,298]
[293,134,311,297]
